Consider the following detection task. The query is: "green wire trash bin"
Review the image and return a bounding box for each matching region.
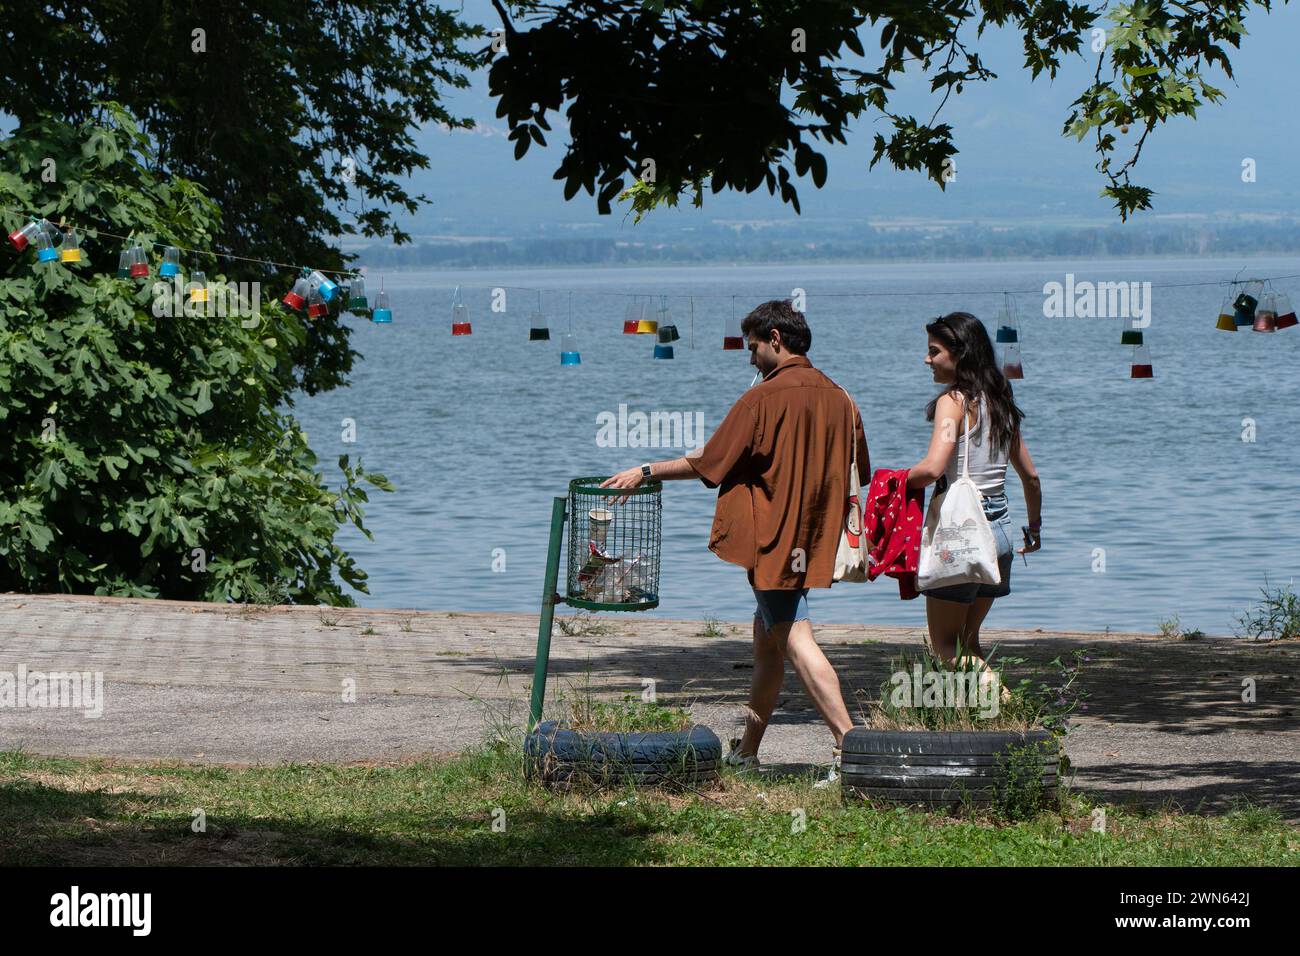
[565,476,662,611]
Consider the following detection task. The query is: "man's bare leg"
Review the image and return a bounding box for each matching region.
[737,614,785,756]
[771,619,854,747]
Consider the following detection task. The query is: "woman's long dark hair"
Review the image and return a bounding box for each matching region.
[924,311,1024,455]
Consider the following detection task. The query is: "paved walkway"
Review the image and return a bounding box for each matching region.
[2,594,1297,819]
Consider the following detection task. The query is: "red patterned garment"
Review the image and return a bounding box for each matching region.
[864,468,925,600]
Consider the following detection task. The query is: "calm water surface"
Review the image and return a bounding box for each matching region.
[294,258,1300,634]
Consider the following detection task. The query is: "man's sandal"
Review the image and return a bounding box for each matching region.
[724,738,760,771]
[813,746,842,789]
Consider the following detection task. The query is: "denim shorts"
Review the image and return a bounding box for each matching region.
[920,491,1013,605]
[753,588,810,630]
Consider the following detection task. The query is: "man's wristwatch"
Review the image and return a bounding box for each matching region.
[640,463,653,479]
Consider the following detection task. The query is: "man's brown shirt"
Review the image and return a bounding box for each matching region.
[688,356,870,589]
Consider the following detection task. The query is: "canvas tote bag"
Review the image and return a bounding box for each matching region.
[833,387,869,583]
[916,396,1001,591]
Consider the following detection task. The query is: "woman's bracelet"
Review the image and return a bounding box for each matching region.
[1028,519,1042,531]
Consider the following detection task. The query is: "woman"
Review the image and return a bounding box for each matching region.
[907,312,1042,670]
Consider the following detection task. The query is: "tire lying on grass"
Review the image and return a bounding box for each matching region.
[840,729,1059,809]
[524,721,722,789]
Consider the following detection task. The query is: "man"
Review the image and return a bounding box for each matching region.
[602,299,869,773]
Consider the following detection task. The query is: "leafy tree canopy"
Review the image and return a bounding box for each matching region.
[0,107,390,603]
[486,0,1282,220]
[0,1,482,395]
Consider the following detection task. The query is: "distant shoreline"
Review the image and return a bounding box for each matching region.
[349,252,1300,279]
[349,219,1300,271]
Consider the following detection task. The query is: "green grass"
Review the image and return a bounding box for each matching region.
[556,611,616,637]
[696,616,726,638]
[1236,578,1300,641]
[563,694,693,733]
[1,748,1295,866]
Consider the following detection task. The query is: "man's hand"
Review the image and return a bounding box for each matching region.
[600,467,644,506]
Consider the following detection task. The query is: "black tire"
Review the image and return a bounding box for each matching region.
[524,721,721,789]
[841,729,1059,809]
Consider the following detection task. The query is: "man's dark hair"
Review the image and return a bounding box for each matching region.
[741,299,811,355]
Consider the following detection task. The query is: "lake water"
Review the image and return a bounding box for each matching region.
[293,257,1300,635]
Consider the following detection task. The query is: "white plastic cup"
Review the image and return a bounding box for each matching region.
[588,508,613,549]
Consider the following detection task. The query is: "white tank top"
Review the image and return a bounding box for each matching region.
[943,393,1009,496]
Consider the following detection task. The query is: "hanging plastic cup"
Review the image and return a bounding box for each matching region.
[451,286,472,335]
[189,270,209,304]
[372,291,392,323]
[59,228,82,263]
[1120,328,1143,345]
[560,332,581,365]
[1233,280,1262,327]
[995,324,1019,343]
[623,300,641,334]
[656,299,675,339]
[654,298,679,340]
[1253,291,1278,332]
[636,311,658,335]
[1130,343,1153,378]
[346,275,368,311]
[1275,291,1298,330]
[999,343,1023,380]
[128,242,149,278]
[159,246,181,278]
[34,227,61,264]
[307,270,339,303]
[8,220,44,252]
[529,309,550,340]
[117,249,131,279]
[282,276,309,311]
[723,318,744,350]
[1215,291,1237,332]
[306,287,329,318]
[653,343,674,360]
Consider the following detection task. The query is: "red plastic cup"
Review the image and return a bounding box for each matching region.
[8,228,31,252]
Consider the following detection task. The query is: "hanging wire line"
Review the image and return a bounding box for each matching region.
[1,201,356,280]
[8,200,1299,299]
[494,274,1300,299]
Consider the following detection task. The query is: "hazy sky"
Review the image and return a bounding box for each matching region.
[408,1,1300,234]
